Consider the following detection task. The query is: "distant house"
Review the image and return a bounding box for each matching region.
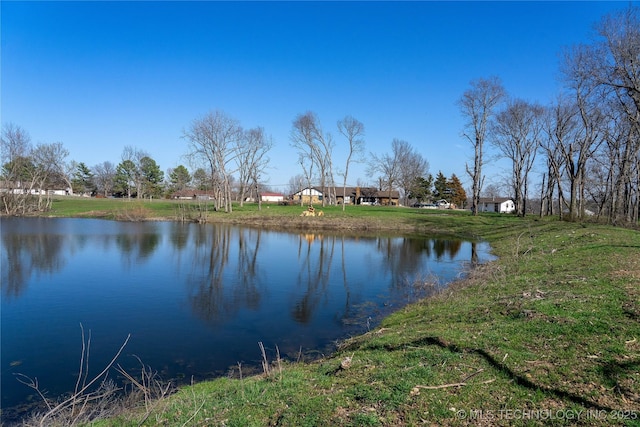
[0,180,71,196]
[336,186,373,205]
[477,197,515,213]
[291,187,325,205]
[293,186,400,206]
[47,188,72,196]
[260,192,284,203]
[172,189,216,200]
[366,189,400,206]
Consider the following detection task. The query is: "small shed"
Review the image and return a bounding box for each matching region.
[477,197,515,213]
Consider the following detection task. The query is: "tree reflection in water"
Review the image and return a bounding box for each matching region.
[2,219,169,298]
[186,225,263,323]
[2,219,485,328]
[2,232,66,298]
[2,217,495,419]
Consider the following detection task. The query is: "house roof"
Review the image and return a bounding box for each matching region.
[261,192,284,197]
[0,180,70,191]
[372,190,400,199]
[303,186,400,197]
[477,197,513,203]
[291,187,324,196]
[172,189,215,197]
[292,186,399,199]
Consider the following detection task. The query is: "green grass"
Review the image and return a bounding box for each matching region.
[29,198,640,426]
[45,197,186,219]
[46,196,520,237]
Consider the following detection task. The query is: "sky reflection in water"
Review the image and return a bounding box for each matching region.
[1,217,494,417]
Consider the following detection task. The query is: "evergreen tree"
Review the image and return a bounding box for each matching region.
[2,156,35,184]
[193,168,210,190]
[114,159,137,198]
[408,174,433,202]
[71,162,95,195]
[139,156,164,198]
[433,171,449,200]
[447,174,467,207]
[169,165,192,192]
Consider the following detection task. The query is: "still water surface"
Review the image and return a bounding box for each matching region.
[1,217,493,417]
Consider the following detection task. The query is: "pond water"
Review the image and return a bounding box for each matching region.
[1,217,494,420]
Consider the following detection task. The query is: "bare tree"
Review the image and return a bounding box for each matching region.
[1,124,32,184]
[337,115,365,211]
[603,106,640,223]
[290,113,315,202]
[93,161,116,197]
[1,123,34,214]
[593,6,640,223]
[594,6,640,116]
[559,46,609,220]
[492,99,544,216]
[290,112,334,207]
[540,97,575,218]
[287,174,305,202]
[556,6,640,224]
[1,137,71,213]
[369,141,400,206]
[458,76,505,215]
[1,123,31,179]
[369,139,424,206]
[30,142,70,210]
[236,127,273,210]
[296,157,314,207]
[584,151,611,219]
[481,183,504,199]
[397,145,429,207]
[183,110,243,213]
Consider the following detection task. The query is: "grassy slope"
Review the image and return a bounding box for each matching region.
[43,198,640,426]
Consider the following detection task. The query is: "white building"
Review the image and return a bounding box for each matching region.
[260,192,285,203]
[291,187,325,205]
[477,197,515,213]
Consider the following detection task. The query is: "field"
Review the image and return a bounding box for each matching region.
[44,196,521,236]
[20,197,640,426]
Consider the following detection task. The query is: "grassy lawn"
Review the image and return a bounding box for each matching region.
[46,196,517,236]
[27,198,640,425]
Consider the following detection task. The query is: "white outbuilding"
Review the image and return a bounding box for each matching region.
[477,197,515,213]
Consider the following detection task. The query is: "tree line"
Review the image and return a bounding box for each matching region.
[2,6,637,224]
[461,6,639,224]
[0,107,437,215]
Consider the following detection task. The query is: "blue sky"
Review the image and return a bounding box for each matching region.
[1,1,632,192]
